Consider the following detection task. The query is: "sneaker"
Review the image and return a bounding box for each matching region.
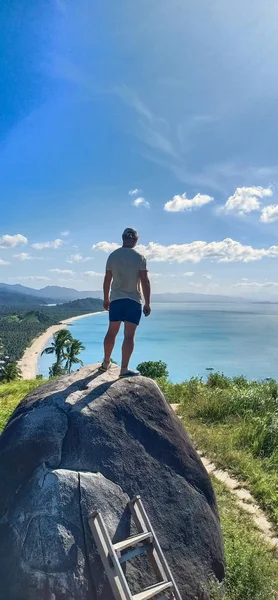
[99,360,112,372]
[119,369,139,378]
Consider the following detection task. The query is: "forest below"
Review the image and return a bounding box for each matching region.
[0,298,103,361]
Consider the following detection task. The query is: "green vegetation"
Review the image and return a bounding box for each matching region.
[210,478,278,600]
[0,297,102,362]
[42,329,85,377]
[0,379,45,432]
[65,338,85,373]
[0,362,22,383]
[159,373,278,527]
[137,360,169,378]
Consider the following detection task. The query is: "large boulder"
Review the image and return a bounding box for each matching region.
[0,364,225,599]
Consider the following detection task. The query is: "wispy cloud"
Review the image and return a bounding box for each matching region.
[14,253,32,261]
[61,230,70,237]
[133,197,150,209]
[67,254,94,263]
[32,239,64,250]
[114,85,177,159]
[0,259,10,265]
[164,193,214,212]
[129,188,141,196]
[17,276,51,281]
[233,281,278,289]
[84,270,103,277]
[0,234,28,248]
[49,268,75,275]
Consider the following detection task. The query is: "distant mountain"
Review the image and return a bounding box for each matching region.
[0,289,48,308]
[0,283,102,303]
[0,283,248,304]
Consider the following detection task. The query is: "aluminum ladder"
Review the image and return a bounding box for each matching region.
[89,495,182,600]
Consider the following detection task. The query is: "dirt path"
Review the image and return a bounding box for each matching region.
[171,403,278,551]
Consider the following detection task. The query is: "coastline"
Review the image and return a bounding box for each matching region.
[18,312,103,380]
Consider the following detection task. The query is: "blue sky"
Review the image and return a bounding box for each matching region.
[1,0,278,298]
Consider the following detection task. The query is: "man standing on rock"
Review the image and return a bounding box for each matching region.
[100,227,151,377]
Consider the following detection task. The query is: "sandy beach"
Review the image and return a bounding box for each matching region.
[18,312,103,380]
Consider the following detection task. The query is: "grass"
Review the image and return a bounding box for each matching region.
[0,379,45,432]
[159,374,278,528]
[210,478,278,600]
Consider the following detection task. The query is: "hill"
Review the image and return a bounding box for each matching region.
[0,283,102,303]
[0,297,103,362]
[0,283,247,304]
[0,289,48,308]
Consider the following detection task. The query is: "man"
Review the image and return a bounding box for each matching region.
[100,227,151,377]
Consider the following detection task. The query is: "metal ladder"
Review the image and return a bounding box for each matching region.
[89,495,182,600]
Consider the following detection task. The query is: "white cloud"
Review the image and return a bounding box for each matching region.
[260,204,278,223]
[67,253,83,263]
[133,197,150,209]
[183,271,194,277]
[203,274,212,279]
[67,254,94,263]
[32,239,64,250]
[233,281,278,289]
[94,238,278,263]
[14,253,32,261]
[0,259,10,265]
[164,192,214,212]
[14,253,46,262]
[84,270,103,277]
[61,230,70,237]
[129,188,141,195]
[17,276,51,281]
[49,269,75,275]
[0,234,28,248]
[92,242,120,253]
[188,282,202,288]
[224,186,273,214]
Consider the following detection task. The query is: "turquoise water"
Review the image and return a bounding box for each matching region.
[38,302,278,382]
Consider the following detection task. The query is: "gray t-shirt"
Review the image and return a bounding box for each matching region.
[106,247,147,304]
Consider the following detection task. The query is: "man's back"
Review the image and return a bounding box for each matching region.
[106,247,147,304]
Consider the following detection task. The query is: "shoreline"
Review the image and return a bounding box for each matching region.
[18,312,103,380]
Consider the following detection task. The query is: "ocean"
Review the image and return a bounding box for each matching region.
[38,302,278,382]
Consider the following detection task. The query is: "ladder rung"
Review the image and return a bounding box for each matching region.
[113,531,152,552]
[132,581,173,600]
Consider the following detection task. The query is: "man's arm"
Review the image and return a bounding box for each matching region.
[103,270,112,310]
[140,270,151,316]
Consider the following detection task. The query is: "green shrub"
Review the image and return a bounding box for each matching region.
[136,360,168,379]
[206,372,231,389]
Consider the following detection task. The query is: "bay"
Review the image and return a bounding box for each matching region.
[38,302,278,382]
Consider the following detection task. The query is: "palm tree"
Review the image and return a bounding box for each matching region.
[0,362,22,382]
[41,329,73,367]
[64,339,85,374]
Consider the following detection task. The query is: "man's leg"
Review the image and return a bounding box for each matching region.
[121,321,137,373]
[103,321,121,365]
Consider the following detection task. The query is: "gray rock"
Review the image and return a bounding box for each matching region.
[0,364,225,599]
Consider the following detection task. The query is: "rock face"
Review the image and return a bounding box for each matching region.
[0,364,225,599]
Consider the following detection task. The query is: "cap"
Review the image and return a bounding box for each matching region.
[122,227,138,238]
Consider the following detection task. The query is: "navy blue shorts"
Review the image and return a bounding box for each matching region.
[109,299,142,326]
